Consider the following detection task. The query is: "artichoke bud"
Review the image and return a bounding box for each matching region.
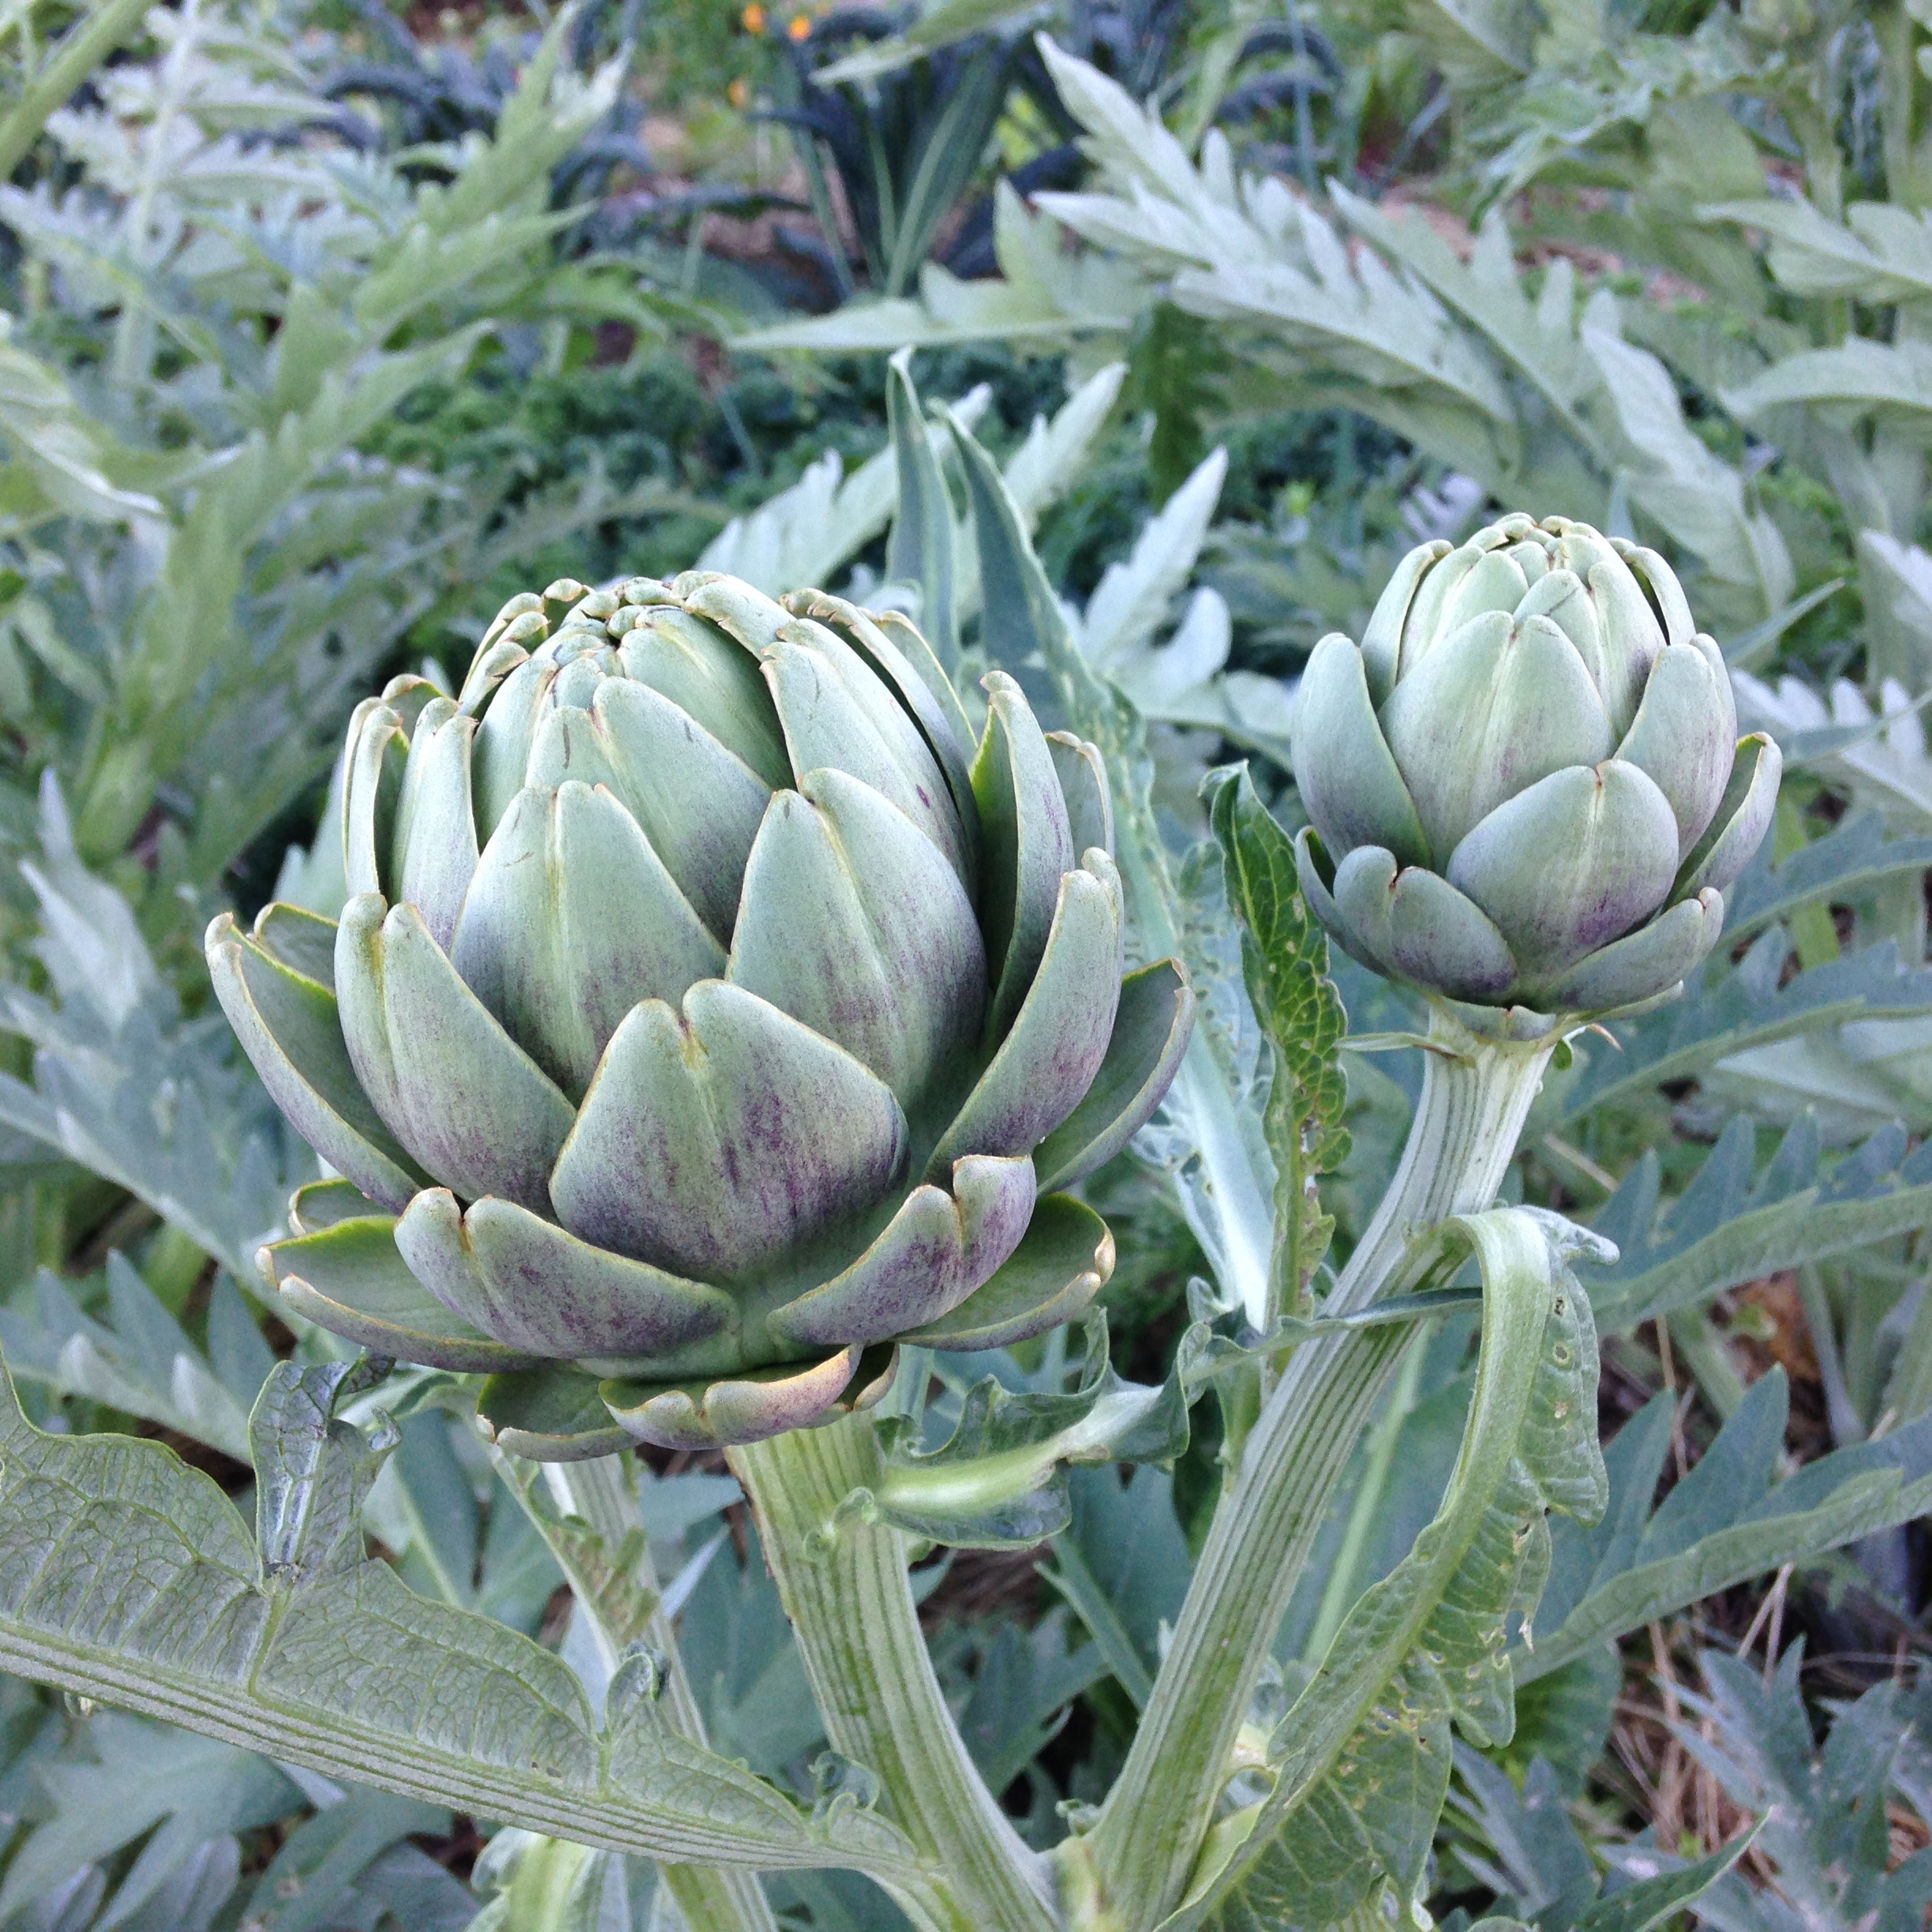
[209,573,1196,1456]
[1293,514,1781,1017]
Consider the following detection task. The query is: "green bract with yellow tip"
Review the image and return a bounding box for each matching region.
[208,572,1195,1456]
[1292,514,1782,1017]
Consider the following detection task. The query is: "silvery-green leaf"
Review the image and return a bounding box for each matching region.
[1293,826,1342,933]
[885,345,957,671]
[947,405,1277,1335]
[1075,447,1226,674]
[1723,811,1932,943]
[1164,1209,1605,1930]
[239,1787,473,1932]
[1578,1114,1932,1332]
[1206,766,1349,1327]
[255,1356,400,1589]
[0,1257,259,1463]
[1522,1372,1932,1684]
[1041,1465,1192,1711]
[871,1315,1185,1548]
[0,1348,925,1879]
[1555,930,1932,1122]
[0,1714,298,1932]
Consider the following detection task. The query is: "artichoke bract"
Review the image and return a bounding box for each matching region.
[1292,513,1781,1016]
[208,573,1194,1455]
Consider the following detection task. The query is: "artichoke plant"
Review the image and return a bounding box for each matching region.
[1293,513,1781,1015]
[208,573,1193,1454]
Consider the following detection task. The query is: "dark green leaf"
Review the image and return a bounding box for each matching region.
[1121,303,1232,507]
[1206,764,1350,1323]
[885,349,957,671]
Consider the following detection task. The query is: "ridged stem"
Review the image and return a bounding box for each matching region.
[1077,1003,1557,1926]
[546,1455,780,1932]
[730,1415,1060,1932]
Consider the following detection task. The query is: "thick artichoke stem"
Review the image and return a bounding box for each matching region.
[1329,1002,1559,1314]
[729,1417,1061,1932]
[541,1458,781,1932]
[1076,1005,1558,1929]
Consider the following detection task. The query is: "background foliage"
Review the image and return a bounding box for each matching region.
[8,0,1932,1923]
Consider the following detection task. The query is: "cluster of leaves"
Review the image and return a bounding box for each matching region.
[724,0,1932,1917]
[12,0,1932,1922]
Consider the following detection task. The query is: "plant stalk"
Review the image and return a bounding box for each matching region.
[1298,1328,1428,1665]
[545,1455,780,1932]
[730,1415,1060,1932]
[1078,1002,1557,1926]
[0,0,152,180]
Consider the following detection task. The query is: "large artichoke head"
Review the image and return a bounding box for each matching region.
[208,573,1194,1455]
[1293,514,1782,1016]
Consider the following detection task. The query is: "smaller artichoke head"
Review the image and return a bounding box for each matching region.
[1292,513,1781,1016]
[208,574,1194,1455]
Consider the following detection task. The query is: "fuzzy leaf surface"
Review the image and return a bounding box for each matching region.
[0,1350,926,1880]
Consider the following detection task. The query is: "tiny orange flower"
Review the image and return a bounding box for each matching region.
[787,11,811,36]
[740,4,766,30]
[728,75,751,106]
